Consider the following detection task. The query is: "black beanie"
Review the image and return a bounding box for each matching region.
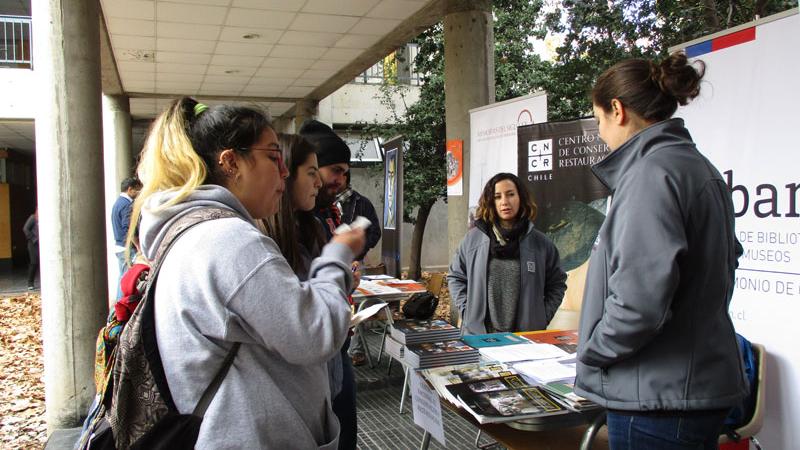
[298,119,351,167]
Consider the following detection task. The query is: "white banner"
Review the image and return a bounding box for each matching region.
[468,93,547,218]
[676,10,799,449]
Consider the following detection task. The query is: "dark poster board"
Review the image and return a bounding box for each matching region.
[516,118,612,273]
[381,136,404,278]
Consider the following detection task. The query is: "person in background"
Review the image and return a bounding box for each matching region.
[111,177,142,299]
[130,97,364,449]
[263,133,357,443]
[23,208,39,290]
[299,119,360,450]
[337,171,381,261]
[576,53,746,450]
[448,172,567,335]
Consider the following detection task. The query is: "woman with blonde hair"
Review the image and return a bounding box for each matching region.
[129,97,364,449]
[448,172,567,335]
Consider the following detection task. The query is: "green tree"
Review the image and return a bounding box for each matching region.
[362,0,795,279]
[361,0,550,280]
[542,0,796,120]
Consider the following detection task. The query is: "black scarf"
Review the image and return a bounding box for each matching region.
[474,218,529,259]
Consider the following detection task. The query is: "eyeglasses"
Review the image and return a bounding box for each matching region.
[241,146,287,172]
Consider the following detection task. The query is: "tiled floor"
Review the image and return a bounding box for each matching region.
[354,326,502,450]
[0,267,36,295]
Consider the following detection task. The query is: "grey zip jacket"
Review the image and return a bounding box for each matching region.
[140,185,353,449]
[448,222,567,335]
[575,118,747,411]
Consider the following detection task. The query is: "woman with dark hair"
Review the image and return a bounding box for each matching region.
[264,133,325,279]
[131,98,365,449]
[575,53,747,449]
[263,133,359,450]
[448,172,567,336]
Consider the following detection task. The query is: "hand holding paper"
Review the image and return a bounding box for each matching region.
[350,302,388,327]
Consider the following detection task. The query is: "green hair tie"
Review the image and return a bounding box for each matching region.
[194,102,209,117]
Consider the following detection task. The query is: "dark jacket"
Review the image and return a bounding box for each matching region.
[339,189,381,260]
[448,222,567,335]
[575,118,747,411]
[111,194,134,246]
[23,214,38,245]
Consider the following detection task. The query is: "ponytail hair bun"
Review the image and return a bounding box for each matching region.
[651,53,704,106]
[592,53,705,122]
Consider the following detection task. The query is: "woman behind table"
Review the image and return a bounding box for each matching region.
[130,97,365,449]
[448,173,567,335]
[575,53,747,450]
[264,133,360,450]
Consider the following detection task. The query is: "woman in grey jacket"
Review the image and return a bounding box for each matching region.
[132,98,365,449]
[576,54,747,449]
[448,173,567,335]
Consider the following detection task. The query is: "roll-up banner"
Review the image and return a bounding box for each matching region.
[468,92,547,222]
[672,9,799,449]
[381,136,404,278]
[517,119,611,311]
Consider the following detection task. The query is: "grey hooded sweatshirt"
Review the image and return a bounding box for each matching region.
[575,118,747,411]
[139,185,353,449]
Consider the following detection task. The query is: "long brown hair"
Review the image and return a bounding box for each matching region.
[474,173,537,224]
[592,53,705,120]
[263,134,325,272]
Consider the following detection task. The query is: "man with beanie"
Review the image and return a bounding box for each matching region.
[299,119,359,450]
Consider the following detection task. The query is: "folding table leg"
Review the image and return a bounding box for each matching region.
[377,322,388,365]
[419,431,431,450]
[579,411,607,450]
[399,365,410,414]
[358,322,374,369]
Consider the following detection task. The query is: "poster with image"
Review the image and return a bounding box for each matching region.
[516,118,612,309]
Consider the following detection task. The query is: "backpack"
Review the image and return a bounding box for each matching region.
[76,208,239,450]
[402,291,439,320]
[722,333,758,441]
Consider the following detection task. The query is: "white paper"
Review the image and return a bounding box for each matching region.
[350,302,388,327]
[513,359,577,384]
[362,274,394,280]
[353,280,403,297]
[410,370,446,447]
[478,343,569,363]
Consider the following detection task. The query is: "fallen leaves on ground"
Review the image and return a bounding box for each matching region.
[0,293,46,449]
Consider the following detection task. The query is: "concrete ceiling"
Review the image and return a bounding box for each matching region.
[100,0,445,120]
[0,120,35,155]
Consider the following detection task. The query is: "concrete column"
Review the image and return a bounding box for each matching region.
[444,1,494,260]
[102,94,133,305]
[293,99,319,132]
[33,0,108,431]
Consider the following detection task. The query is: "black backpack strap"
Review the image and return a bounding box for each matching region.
[142,207,240,411]
[192,342,240,417]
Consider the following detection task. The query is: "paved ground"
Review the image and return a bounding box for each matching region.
[0,267,36,295]
[353,325,499,450]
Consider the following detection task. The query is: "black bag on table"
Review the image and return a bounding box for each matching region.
[402,292,439,320]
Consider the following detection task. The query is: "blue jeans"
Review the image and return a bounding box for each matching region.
[607,410,729,450]
[115,249,136,301]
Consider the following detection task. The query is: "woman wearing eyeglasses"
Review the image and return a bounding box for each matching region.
[130,97,365,449]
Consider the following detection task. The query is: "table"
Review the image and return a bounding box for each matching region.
[412,328,608,450]
[351,277,427,368]
[418,396,607,450]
